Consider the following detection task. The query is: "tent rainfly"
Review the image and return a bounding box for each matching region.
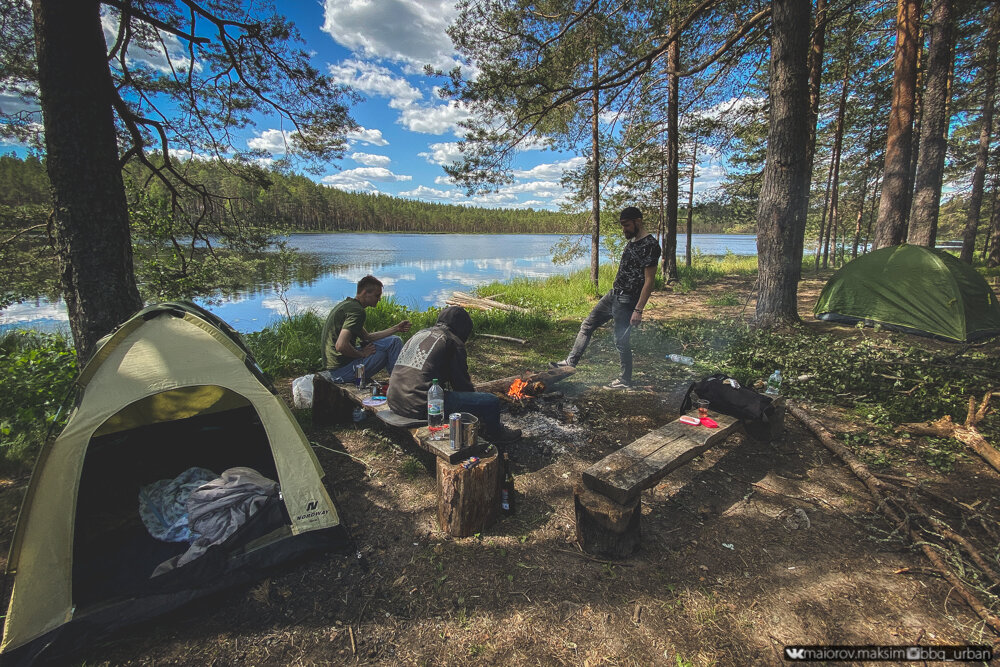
[1,302,349,665]
[814,245,1000,343]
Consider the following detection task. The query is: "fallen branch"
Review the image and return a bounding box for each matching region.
[788,400,1000,636]
[447,291,530,313]
[899,392,1000,474]
[476,333,527,345]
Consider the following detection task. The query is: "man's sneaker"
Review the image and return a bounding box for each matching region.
[605,378,632,391]
[490,425,522,444]
[549,359,574,369]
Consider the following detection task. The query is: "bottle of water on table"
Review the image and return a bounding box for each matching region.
[765,369,782,396]
[427,379,445,439]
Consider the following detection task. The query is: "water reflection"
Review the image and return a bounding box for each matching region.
[1,232,758,333]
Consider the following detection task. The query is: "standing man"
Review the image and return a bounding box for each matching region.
[551,206,660,390]
[320,275,411,384]
[388,306,521,443]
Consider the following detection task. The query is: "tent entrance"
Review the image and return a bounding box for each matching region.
[73,387,282,610]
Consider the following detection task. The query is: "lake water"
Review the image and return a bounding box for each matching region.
[1,232,758,333]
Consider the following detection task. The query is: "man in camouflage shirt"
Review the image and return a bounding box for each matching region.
[551,206,660,389]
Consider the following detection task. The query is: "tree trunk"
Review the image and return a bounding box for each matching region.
[806,0,827,172]
[437,450,503,537]
[960,3,999,263]
[908,0,954,247]
[987,172,1000,267]
[663,31,680,283]
[826,58,852,268]
[754,0,811,327]
[815,152,835,271]
[33,0,143,362]
[590,46,601,292]
[685,135,697,268]
[873,0,922,249]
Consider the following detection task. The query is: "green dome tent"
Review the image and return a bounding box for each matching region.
[814,245,1000,342]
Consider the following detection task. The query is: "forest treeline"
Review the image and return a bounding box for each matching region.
[0,153,734,235]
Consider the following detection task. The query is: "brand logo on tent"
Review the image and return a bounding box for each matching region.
[305,500,319,511]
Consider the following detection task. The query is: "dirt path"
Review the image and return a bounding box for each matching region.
[5,274,999,665]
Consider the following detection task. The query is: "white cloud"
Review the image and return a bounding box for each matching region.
[102,12,195,74]
[350,152,392,167]
[398,100,471,135]
[345,126,389,146]
[512,156,587,181]
[328,59,423,109]
[322,0,461,72]
[247,129,299,154]
[433,175,455,186]
[419,141,463,166]
[322,167,412,191]
[399,184,461,200]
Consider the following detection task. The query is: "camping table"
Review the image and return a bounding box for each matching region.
[311,375,503,536]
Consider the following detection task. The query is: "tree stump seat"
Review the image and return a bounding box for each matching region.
[575,398,784,558]
[310,373,500,535]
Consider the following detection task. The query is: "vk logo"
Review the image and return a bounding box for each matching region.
[305,501,319,511]
[785,648,806,660]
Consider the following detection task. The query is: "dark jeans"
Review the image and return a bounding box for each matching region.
[567,290,638,383]
[444,391,503,437]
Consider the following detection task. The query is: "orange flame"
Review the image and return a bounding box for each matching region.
[508,378,529,399]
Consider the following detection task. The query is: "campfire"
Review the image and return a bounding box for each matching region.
[507,378,545,400]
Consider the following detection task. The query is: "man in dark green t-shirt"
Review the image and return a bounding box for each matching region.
[320,275,411,383]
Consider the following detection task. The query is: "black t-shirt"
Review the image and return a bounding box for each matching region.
[613,234,661,296]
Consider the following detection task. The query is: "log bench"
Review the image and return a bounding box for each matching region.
[311,374,502,536]
[575,396,784,558]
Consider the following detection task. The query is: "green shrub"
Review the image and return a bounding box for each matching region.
[0,330,77,468]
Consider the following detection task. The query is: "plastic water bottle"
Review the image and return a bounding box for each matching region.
[667,354,694,366]
[427,379,445,437]
[352,406,366,422]
[765,369,782,396]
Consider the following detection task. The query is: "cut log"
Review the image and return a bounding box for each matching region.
[473,366,576,395]
[574,482,641,559]
[437,447,503,537]
[447,291,530,313]
[311,373,352,426]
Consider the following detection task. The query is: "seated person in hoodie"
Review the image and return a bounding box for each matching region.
[387,306,521,444]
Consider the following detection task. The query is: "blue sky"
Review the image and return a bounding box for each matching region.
[1,0,729,211]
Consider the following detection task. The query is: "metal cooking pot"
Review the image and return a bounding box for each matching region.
[449,412,479,450]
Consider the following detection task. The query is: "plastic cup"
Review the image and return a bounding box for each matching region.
[694,399,710,418]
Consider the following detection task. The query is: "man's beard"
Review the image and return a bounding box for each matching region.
[623,227,637,239]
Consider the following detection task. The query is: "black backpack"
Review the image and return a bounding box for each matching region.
[680,373,776,441]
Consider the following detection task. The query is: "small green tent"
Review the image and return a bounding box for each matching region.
[814,245,1000,342]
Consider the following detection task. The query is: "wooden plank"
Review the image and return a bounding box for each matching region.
[582,411,741,505]
[413,427,488,464]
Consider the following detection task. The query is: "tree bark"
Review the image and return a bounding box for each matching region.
[806,0,827,172]
[873,0,922,249]
[826,58,852,268]
[754,0,811,327]
[590,45,602,292]
[437,449,503,537]
[960,3,1000,264]
[814,151,835,271]
[33,0,143,362]
[908,0,954,247]
[663,20,680,283]
[685,135,697,268]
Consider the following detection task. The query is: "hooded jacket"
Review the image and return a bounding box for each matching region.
[386,306,476,419]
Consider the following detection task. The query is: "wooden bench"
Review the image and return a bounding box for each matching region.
[575,397,784,558]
